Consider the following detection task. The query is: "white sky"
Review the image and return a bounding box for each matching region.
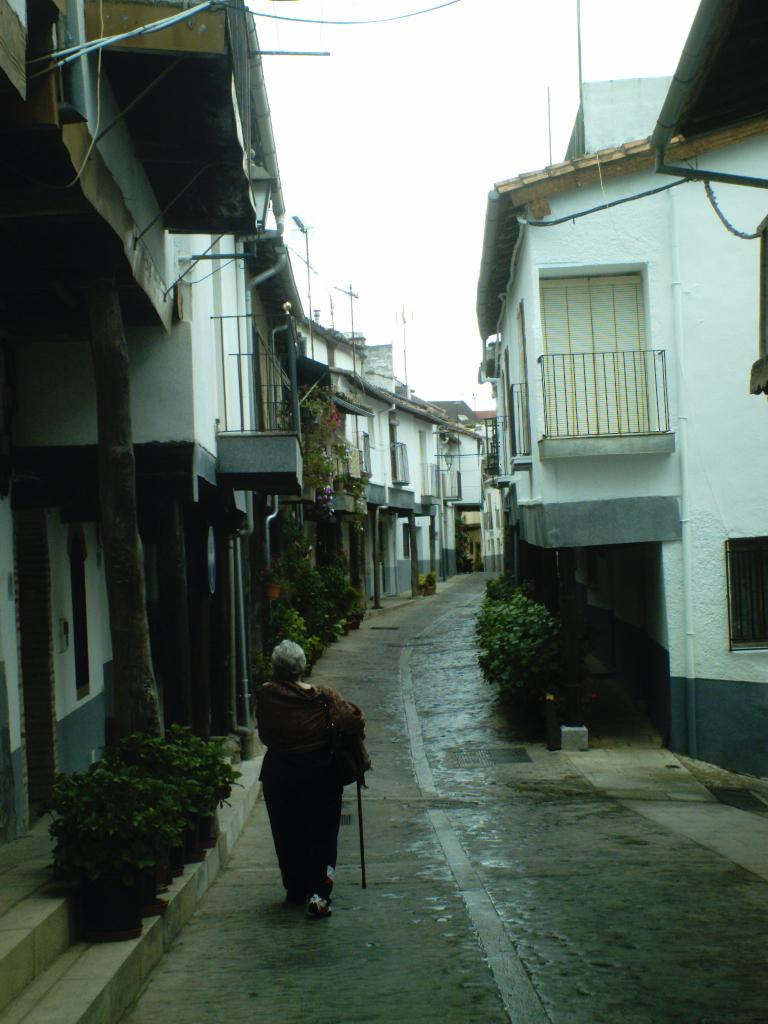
[252,0,701,409]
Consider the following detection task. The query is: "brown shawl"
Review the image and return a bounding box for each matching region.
[255,681,365,755]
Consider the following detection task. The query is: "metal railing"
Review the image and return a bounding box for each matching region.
[484,417,505,477]
[334,447,365,481]
[509,383,532,457]
[442,468,462,500]
[390,441,409,485]
[220,363,297,433]
[361,433,372,476]
[539,349,669,438]
[421,463,439,499]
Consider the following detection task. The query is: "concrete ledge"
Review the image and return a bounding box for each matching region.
[0,759,262,1024]
[539,433,675,459]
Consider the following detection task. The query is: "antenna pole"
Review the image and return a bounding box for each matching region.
[334,283,359,375]
[576,0,584,149]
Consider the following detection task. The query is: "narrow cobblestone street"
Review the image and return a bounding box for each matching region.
[121,575,768,1024]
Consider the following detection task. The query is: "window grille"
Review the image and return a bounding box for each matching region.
[726,538,768,648]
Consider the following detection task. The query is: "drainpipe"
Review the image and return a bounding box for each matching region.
[670,186,697,757]
[228,539,238,731]
[234,535,252,730]
[249,248,288,291]
[265,495,280,569]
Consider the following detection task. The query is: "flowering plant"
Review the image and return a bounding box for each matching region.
[315,485,335,519]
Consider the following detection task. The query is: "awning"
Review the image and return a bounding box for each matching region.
[333,394,374,417]
[296,356,331,389]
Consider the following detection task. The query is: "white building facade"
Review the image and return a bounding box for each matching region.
[478,82,768,775]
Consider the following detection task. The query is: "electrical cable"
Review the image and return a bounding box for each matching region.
[525,178,689,227]
[245,0,463,24]
[163,234,225,297]
[703,180,759,240]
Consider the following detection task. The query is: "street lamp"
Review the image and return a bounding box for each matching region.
[248,161,272,230]
[292,215,314,358]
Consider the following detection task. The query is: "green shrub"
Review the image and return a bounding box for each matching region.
[475,585,560,707]
[483,573,523,604]
[49,762,186,882]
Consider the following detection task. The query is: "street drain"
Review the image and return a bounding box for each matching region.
[429,799,482,810]
[340,814,352,826]
[709,787,768,814]
[370,626,400,630]
[444,747,532,768]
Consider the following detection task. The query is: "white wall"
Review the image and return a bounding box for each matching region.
[580,78,671,154]
[501,132,768,687]
[48,516,112,723]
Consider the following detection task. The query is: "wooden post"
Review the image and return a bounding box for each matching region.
[429,515,436,573]
[408,511,419,598]
[158,502,192,727]
[372,507,381,609]
[557,547,582,726]
[87,279,160,738]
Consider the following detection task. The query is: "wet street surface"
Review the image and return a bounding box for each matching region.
[122,575,768,1024]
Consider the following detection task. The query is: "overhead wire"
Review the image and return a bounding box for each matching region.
[245,0,463,24]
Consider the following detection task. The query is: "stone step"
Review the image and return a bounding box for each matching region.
[0,759,261,1024]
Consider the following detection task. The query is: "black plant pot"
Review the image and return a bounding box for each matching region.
[169,844,185,877]
[81,872,144,941]
[142,860,169,917]
[198,814,219,850]
[183,824,206,863]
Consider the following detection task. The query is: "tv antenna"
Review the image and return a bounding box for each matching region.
[334,283,359,374]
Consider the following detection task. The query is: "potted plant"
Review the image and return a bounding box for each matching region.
[49,762,186,940]
[419,571,437,596]
[165,725,241,852]
[263,565,283,601]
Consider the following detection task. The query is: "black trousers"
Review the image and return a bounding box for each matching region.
[261,750,343,901]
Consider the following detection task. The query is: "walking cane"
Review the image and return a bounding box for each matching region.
[356,779,367,889]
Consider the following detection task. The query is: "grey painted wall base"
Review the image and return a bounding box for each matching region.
[56,693,107,776]
[668,675,768,778]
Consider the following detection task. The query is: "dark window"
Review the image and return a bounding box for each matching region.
[726,538,768,648]
[402,523,410,558]
[69,533,90,697]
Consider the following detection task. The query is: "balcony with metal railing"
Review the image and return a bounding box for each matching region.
[442,468,462,500]
[421,463,439,500]
[390,442,410,485]
[538,350,674,459]
[216,348,303,494]
[361,433,372,477]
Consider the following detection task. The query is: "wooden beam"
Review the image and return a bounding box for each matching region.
[495,115,768,208]
[0,0,26,99]
[85,0,226,56]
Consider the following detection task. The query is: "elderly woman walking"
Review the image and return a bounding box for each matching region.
[255,640,366,919]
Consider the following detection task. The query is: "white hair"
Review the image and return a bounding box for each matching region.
[271,640,307,681]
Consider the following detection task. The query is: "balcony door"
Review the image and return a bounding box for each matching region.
[540,275,649,437]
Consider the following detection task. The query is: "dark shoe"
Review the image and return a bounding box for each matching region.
[285,890,306,906]
[306,894,332,919]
